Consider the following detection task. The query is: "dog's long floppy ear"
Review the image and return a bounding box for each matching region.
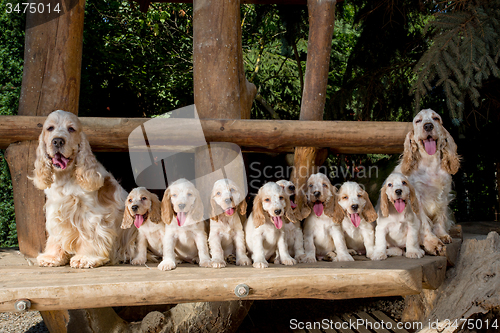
[121,202,134,229]
[440,128,460,175]
[210,192,220,222]
[284,195,299,224]
[238,198,247,216]
[191,187,205,223]
[324,185,344,224]
[75,132,104,192]
[32,130,53,190]
[361,190,378,223]
[401,130,421,175]
[297,184,311,219]
[252,192,266,228]
[161,188,174,225]
[408,181,420,215]
[380,184,390,218]
[149,192,162,223]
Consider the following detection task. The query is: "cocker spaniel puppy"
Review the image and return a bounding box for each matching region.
[276,179,307,263]
[372,173,425,260]
[32,110,132,268]
[244,182,297,268]
[395,108,460,252]
[121,187,162,265]
[336,182,378,259]
[208,179,252,268]
[159,179,211,271]
[302,173,352,262]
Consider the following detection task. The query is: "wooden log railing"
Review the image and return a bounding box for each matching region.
[0,116,412,154]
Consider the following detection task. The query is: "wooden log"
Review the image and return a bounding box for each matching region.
[0,250,453,312]
[292,0,337,214]
[0,116,413,154]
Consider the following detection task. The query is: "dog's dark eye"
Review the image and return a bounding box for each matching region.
[47,126,54,132]
[388,183,393,187]
[68,127,75,133]
[264,198,270,202]
[402,181,407,185]
[309,184,313,188]
[187,193,192,197]
[279,196,284,200]
[322,184,328,188]
[128,199,132,203]
[342,196,348,200]
[433,117,440,121]
[216,191,221,196]
[357,194,362,198]
[172,194,177,197]
[141,197,147,201]
[415,119,422,124]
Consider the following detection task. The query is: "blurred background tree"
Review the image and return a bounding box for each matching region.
[1,0,499,246]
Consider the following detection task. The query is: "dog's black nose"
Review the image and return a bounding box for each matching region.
[351,204,359,211]
[289,185,295,192]
[225,198,232,205]
[52,138,65,148]
[131,205,139,211]
[395,189,402,195]
[178,204,186,210]
[423,123,434,132]
[274,209,282,215]
[313,191,321,197]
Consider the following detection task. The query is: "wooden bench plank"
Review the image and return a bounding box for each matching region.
[0,250,449,313]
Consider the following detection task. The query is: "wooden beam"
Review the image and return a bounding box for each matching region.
[0,116,412,154]
[0,249,451,312]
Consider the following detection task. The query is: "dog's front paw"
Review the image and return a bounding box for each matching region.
[423,237,445,256]
[406,248,425,259]
[335,253,355,262]
[370,251,387,261]
[296,253,307,263]
[158,259,176,271]
[302,255,317,263]
[280,257,297,266]
[131,257,147,265]
[236,256,252,266]
[325,252,337,261]
[347,249,358,256]
[439,234,453,244]
[70,255,107,269]
[211,259,226,269]
[386,247,404,257]
[37,254,67,267]
[253,261,269,269]
[199,260,212,268]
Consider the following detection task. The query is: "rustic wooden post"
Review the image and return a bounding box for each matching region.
[291,0,337,214]
[5,0,86,259]
[4,1,86,332]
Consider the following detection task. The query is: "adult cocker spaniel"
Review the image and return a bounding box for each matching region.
[395,109,460,253]
[32,110,133,268]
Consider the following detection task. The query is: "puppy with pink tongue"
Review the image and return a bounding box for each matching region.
[244,182,296,268]
[336,182,378,259]
[303,173,356,263]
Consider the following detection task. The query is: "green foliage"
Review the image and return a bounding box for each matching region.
[80,0,194,117]
[412,0,500,124]
[0,0,24,247]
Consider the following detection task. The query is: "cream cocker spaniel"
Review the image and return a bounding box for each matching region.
[159,178,211,270]
[302,173,353,262]
[336,181,377,259]
[395,108,460,253]
[208,179,252,268]
[121,187,163,266]
[244,182,297,268]
[372,173,425,260]
[32,110,132,268]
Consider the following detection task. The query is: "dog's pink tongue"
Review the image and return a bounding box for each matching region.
[350,213,361,227]
[134,214,144,228]
[177,212,186,226]
[394,199,406,213]
[225,208,235,216]
[313,202,324,217]
[272,216,283,229]
[290,201,297,209]
[52,153,69,169]
[424,138,437,155]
